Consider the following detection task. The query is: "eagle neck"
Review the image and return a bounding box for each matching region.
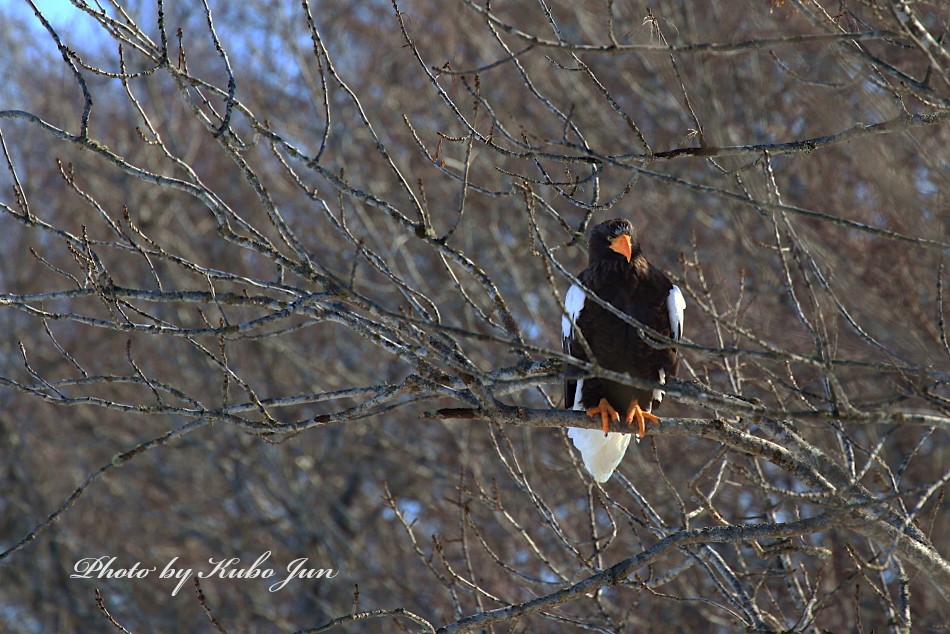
[589,253,647,281]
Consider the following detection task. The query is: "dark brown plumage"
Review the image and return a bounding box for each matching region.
[562,218,685,481]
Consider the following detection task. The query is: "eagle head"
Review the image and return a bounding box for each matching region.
[589,218,638,264]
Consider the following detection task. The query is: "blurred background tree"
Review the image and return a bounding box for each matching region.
[0,0,948,632]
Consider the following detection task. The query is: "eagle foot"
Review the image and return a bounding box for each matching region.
[586,398,620,435]
[624,400,660,438]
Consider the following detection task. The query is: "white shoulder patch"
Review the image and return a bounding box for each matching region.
[561,283,586,340]
[668,285,685,341]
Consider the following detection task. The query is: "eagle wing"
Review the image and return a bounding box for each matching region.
[561,282,586,410]
[668,284,685,342]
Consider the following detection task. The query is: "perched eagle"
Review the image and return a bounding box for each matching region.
[562,218,685,482]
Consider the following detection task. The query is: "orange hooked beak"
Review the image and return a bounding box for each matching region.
[608,234,633,262]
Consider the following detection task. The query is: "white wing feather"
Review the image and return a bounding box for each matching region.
[668,285,685,341]
[653,285,685,407]
[561,283,586,339]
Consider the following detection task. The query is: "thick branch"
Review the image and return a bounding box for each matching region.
[438,515,840,633]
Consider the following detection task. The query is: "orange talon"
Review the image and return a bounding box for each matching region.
[624,400,660,438]
[586,398,620,435]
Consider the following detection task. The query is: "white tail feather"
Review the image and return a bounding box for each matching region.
[569,378,631,482]
[567,427,631,482]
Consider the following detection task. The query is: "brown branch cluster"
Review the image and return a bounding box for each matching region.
[0,0,947,632]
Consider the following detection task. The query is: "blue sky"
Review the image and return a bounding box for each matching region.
[4,1,98,37]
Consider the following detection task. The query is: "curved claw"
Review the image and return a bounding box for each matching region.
[624,400,660,438]
[586,398,620,435]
